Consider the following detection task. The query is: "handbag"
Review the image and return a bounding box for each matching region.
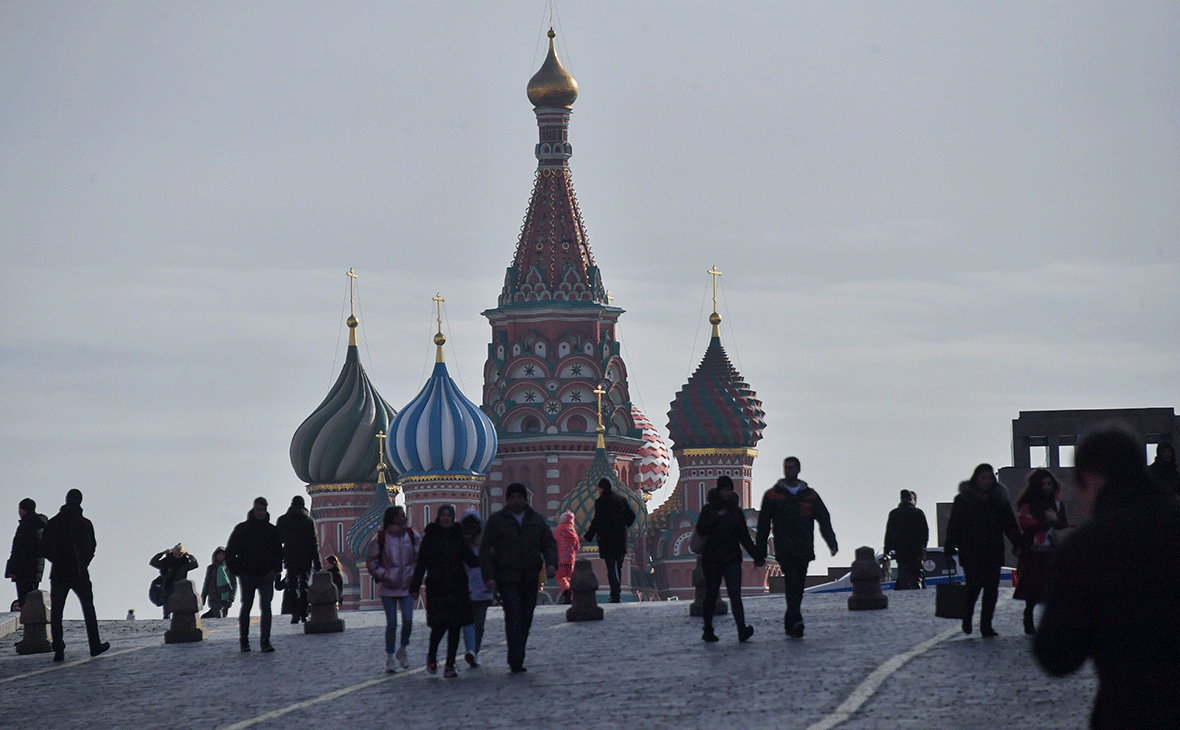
[934,558,968,619]
[148,575,166,607]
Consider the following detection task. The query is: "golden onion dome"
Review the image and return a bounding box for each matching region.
[527,28,578,109]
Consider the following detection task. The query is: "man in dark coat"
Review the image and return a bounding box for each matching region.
[40,489,108,661]
[582,477,636,603]
[6,497,47,609]
[225,497,284,653]
[944,464,1022,637]
[480,483,557,673]
[755,456,838,638]
[149,543,198,618]
[1035,425,1180,729]
[1148,441,1180,496]
[275,495,320,623]
[883,490,929,590]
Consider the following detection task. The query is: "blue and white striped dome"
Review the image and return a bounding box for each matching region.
[387,360,498,477]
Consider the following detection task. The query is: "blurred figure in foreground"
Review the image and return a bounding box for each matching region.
[1035,424,1180,729]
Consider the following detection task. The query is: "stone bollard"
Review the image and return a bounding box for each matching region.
[847,546,889,610]
[689,557,727,617]
[15,590,53,655]
[565,559,603,621]
[305,570,345,634]
[164,580,208,643]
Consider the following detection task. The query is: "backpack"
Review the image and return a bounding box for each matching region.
[148,575,166,607]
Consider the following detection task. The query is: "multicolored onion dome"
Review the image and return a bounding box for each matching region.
[631,405,670,494]
[346,481,394,563]
[666,334,765,451]
[556,446,647,546]
[527,28,578,109]
[387,360,498,477]
[291,342,396,484]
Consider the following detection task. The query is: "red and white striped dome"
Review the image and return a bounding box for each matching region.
[631,405,671,495]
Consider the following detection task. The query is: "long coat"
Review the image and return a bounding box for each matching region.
[944,481,1021,574]
[276,505,321,573]
[410,522,478,629]
[6,510,47,587]
[583,490,635,558]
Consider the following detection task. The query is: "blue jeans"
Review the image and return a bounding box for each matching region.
[463,599,492,654]
[381,594,414,654]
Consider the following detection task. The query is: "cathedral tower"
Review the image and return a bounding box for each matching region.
[481,29,663,528]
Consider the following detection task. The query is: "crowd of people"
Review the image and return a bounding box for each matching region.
[7,427,1179,726]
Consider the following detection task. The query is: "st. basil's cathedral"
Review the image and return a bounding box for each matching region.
[288,29,775,609]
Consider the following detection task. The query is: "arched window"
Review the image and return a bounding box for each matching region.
[523,417,541,433]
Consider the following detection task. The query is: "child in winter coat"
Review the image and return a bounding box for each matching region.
[554,511,580,604]
[366,506,419,673]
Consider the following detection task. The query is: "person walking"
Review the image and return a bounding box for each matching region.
[365,505,418,673]
[944,464,1022,637]
[410,505,478,678]
[6,497,47,609]
[480,482,557,673]
[459,510,492,668]
[1148,441,1179,496]
[1035,425,1180,729]
[200,546,236,618]
[276,495,321,624]
[582,478,636,603]
[225,497,284,653]
[149,543,198,618]
[695,475,763,642]
[1012,469,1068,634]
[553,511,580,604]
[883,490,929,590]
[40,489,108,661]
[755,456,838,638]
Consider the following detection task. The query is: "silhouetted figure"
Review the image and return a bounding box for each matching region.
[1035,424,1180,729]
[6,497,46,609]
[755,456,838,638]
[41,489,108,661]
[149,543,197,618]
[945,463,1021,637]
[201,546,236,618]
[276,495,320,623]
[883,489,928,590]
[1148,442,1179,496]
[583,478,635,603]
[1013,469,1068,634]
[480,482,557,673]
[695,476,763,642]
[225,497,283,653]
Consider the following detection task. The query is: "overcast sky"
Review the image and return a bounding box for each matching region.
[2,2,1177,619]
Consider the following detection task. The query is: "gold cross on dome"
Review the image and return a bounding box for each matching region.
[375,430,388,482]
[592,384,606,428]
[433,293,445,333]
[347,268,358,317]
[707,265,722,314]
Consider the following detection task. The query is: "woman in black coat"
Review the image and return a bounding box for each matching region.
[410,505,478,678]
[694,476,764,643]
[945,464,1022,637]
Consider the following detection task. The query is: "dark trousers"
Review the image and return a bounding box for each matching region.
[780,555,810,629]
[702,561,746,632]
[238,572,275,644]
[15,579,37,609]
[50,576,102,653]
[963,562,1001,629]
[498,581,538,668]
[895,558,923,590]
[428,625,461,667]
[601,552,624,600]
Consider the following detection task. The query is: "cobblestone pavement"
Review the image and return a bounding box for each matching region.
[0,587,1096,730]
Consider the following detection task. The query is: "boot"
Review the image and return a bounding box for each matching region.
[239,617,251,652]
[702,626,719,642]
[1023,602,1036,635]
